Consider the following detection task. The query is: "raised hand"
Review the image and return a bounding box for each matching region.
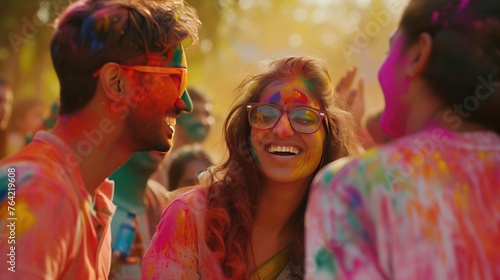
[335,66,365,129]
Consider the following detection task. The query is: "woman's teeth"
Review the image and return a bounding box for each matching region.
[267,145,300,155]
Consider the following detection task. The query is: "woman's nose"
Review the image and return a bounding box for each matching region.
[272,113,294,138]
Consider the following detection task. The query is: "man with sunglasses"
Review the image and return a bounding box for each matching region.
[0,0,200,279]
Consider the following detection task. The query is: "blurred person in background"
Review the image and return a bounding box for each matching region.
[171,86,215,151]
[40,100,60,131]
[167,144,214,191]
[24,100,60,144]
[109,151,169,279]
[0,77,13,159]
[6,98,47,155]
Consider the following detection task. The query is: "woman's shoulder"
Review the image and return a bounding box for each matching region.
[167,186,209,214]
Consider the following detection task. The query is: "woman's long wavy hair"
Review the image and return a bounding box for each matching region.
[204,56,360,279]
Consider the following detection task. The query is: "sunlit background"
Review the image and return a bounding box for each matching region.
[0,0,408,162]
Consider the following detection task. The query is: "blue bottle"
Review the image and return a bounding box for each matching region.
[113,211,137,260]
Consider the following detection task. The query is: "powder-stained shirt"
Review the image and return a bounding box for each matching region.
[0,131,116,279]
[142,187,226,279]
[305,129,500,280]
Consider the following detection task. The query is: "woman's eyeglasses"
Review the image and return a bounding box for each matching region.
[246,103,326,134]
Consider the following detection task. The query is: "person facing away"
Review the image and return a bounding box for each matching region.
[306,0,500,279]
[167,144,214,191]
[0,0,200,279]
[142,56,361,279]
[108,151,170,279]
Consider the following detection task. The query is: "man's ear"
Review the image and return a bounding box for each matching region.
[97,62,125,101]
[406,33,433,78]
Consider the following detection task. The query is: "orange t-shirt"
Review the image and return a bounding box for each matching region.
[0,131,116,279]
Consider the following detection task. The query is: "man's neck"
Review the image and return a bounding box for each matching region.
[51,115,133,195]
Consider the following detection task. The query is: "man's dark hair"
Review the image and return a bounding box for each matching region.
[50,0,200,114]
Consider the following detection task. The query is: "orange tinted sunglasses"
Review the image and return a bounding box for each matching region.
[94,65,188,98]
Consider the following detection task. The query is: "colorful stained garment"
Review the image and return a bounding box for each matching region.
[142,187,227,279]
[142,187,295,279]
[0,131,115,279]
[305,128,500,280]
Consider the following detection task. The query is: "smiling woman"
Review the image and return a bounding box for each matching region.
[142,56,361,279]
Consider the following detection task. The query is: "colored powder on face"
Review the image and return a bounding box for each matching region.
[294,164,310,178]
[299,76,314,93]
[294,130,324,179]
[286,89,309,105]
[171,46,185,66]
[263,80,313,106]
[266,92,281,103]
[270,80,285,87]
[181,91,193,112]
[249,143,261,166]
[186,121,208,142]
[378,32,411,138]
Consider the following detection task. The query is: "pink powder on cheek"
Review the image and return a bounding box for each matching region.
[378,34,411,138]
